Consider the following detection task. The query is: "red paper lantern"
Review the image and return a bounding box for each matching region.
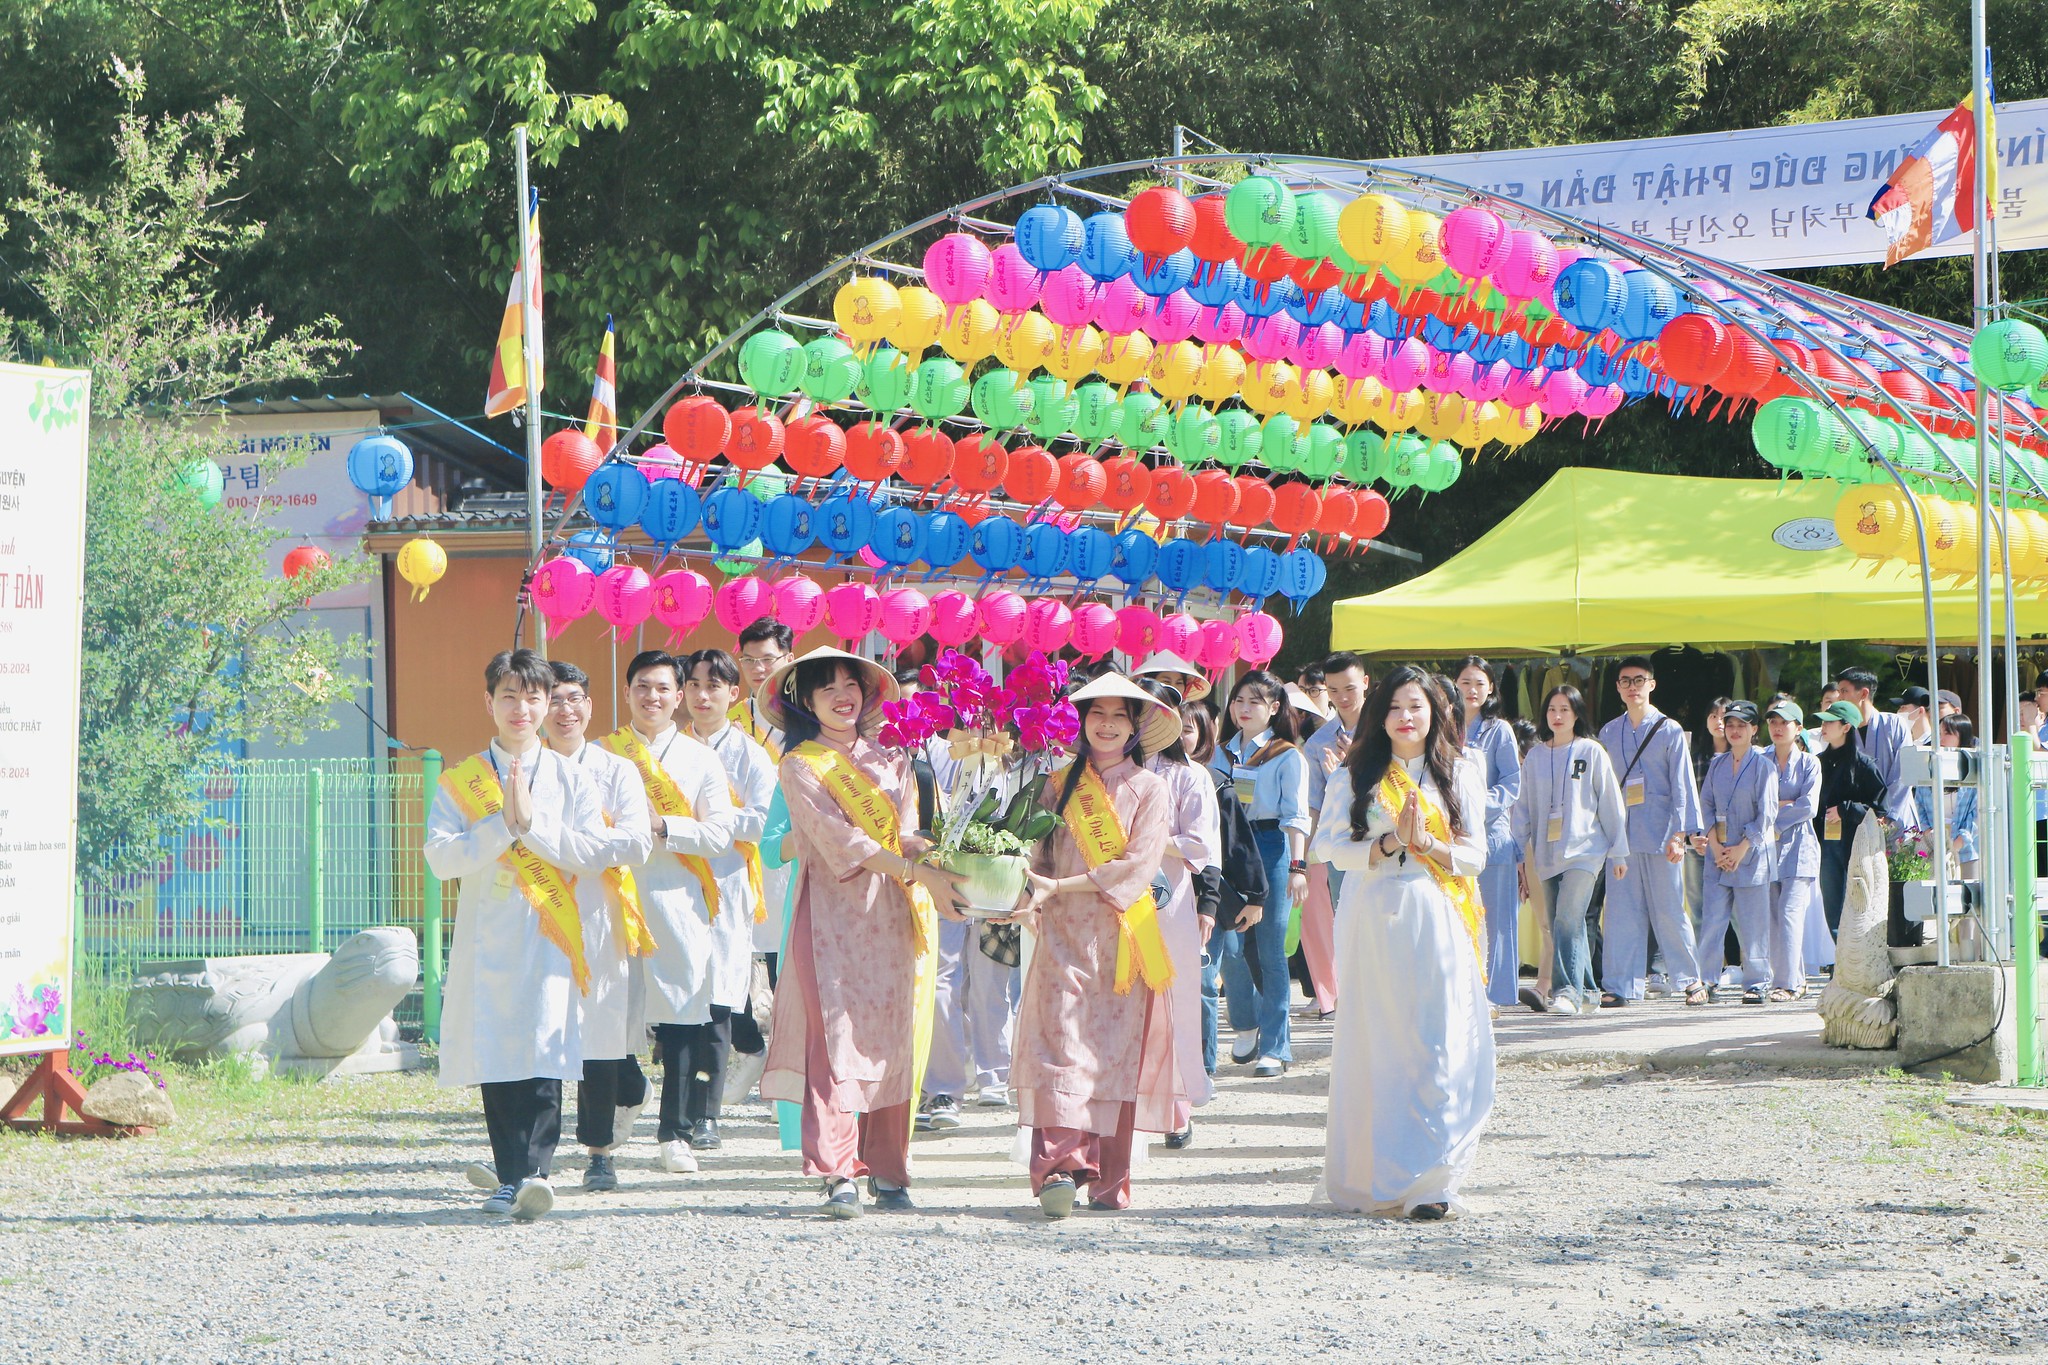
[899,427,955,487]
[844,421,905,482]
[1654,314,1732,387]
[1809,347,1856,387]
[540,429,603,492]
[1098,455,1152,512]
[783,414,845,479]
[282,545,329,578]
[1231,475,1275,529]
[1714,331,1778,398]
[723,406,785,471]
[1350,488,1391,541]
[1126,186,1196,260]
[1188,195,1243,266]
[1316,488,1356,538]
[1054,451,1107,510]
[1004,444,1059,504]
[1190,469,1239,525]
[951,433,1008,494]
[1241,243,1301,285]
[1878,366,1932,417]
[1288,255,1343,295]
[1271,482,1321,537]
[1144,466,1197,521]
[662,395,729,464]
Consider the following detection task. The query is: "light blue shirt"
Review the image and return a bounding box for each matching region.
[1212,729,1311,837]
[1597,707,1702,853]
[1915,783,1979,865]
[1303,713,1355,822]
[1701,748,1779,888]
[1771,745,1822,882]
[1464,714,1523,862]
[1859,710,1911,823]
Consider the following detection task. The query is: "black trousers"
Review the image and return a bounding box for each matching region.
[575,1055,650,1149]
[655,1008,731,1142]
[479,1077,562,1186]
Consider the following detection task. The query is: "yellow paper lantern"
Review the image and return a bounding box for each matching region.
[1146,340,1204,404]
[396,536,447,602]
[1337,194,1413,272]
[1491,402,1544,448]
[1924,496,1978,579]
[1833,485,1915,564]
[1045,322,1104,386]
[1279,367,1334,424]
[994,311,1057,374]
[1413,390,1468,441]
[1240,361,1298,416]
[1195,347,1246,404]
[832,277,901,355]
[1391,209,1445,283]
[2012,510,2048,581]
[887,285,945,355]
[1097,332,1154,388]
[939,298,1000,363]
[1456,400,1500,450]
[1381,389,1423,432]
[1330,376,1385,427]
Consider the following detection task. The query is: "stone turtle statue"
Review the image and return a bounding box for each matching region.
[130,926,423,1078]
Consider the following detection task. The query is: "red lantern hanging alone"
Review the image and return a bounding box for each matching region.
[844,421,905,482]
[950,433,1008,494]
[723,406,785,471]
[1143,466,1197,521]
[1004,444,1060,504]
[1055,451,1107,510]
[662,395,729,465]
[783,414,846,480]
[1271,482,1321,538]
[1190,469,1239,526]
[1097,455,1152,512]
[541,429,603,492]
[899,427,955,488]
[283,545,329,579]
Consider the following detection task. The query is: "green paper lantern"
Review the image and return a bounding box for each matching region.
[1119,390,1168,453]
[1024,375,1077,441]
[172,457,226,508]
[1260,413,1303,472]
[1300,423,1345,480]
[858,347,913,413]
[1384,433,1428,492]
[1342,429,1383,484]
[971,368,1033,430]
[1279,191,1340,265]
[799,336,861,403]
[714,538,764,576]
[1215,409,1262,469]
[738,330,805,396]
[1166,403,1221,464]
[1971,318,2048,393]
[908,357,970,422]
[746,466,789,502]
[1071,382,1123,447]
[1225,176,1295,249]
[1750,396,1823,471]
[1416,441,1464,494]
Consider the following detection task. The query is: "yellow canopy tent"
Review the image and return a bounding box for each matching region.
[1330,468,2048,656]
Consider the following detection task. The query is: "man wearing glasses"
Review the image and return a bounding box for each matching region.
[1597,657,1707,1007]
[731,621,794,759]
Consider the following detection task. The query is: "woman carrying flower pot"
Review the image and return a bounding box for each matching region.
[1010,674,1182,1219]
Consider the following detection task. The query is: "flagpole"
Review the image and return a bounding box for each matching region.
[515,126,547,657]
[1968,5,1993,970]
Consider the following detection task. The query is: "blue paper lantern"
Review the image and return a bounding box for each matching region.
[921,509,970,571]
[870,505,925,566]
[1553,258,1627,334]
[1234,272,1297,320]
[1279,548,1326,607]
[1156,537,1205,594]
[638,479,700,550]
[581,463,647,531]
[1015,204,1085,274]
[969,516,1024,574]
[1240,545,1283,601]
[1286,287,1346,329]
[1619,270,1681,342]
[701,485,763,552]
[1202,539,1247,595]
[1366,299,1403,338]
[1079,212,1136,282]
[1576,347,1624,387]
[1131,249,1196,298]
[346,435,413,518]
[1020,521,1069,579]
[1186,260,1244,311]
[1066,526,1114,582]
[1110,528,1159,588]
[565,527,614,573]
[815,495,874,556]
[761,494,817,557]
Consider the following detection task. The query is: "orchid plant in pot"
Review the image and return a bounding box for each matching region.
[879,649,1079,917]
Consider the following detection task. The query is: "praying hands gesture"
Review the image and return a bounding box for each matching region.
[501,754,534,837]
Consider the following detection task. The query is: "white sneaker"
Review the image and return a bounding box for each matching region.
[613,1099,645,1150]
[1549,993,1581,1016]
[1230,1029,1259,1064]
[464,1161,498,1191]
[975,1084,1011,1108]
[510,1177,554,1222]
[660,1138,699,1174]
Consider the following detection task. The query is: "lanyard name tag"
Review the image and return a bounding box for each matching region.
[494,861,517,894]
[1824,810,1842,841]
[1624,778,1646,807]
[1232,765,1258,806]
[1713,820,1727,844]
[1546,811,1564,842]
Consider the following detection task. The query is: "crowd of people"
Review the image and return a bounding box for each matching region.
[423,627,1996,1228]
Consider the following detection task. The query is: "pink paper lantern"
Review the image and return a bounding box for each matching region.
[1156,612,1201,659]
[1502,367,1550,410]
[824,581,880,641]
[773,574,826,634]
[1236,611,1283,665]
[1439,205,1508,281]
[922,231,991,306]
[1421,347,1474,394]
[1539,368,1590,418]
[1290,321,1342,373]
[1142,290,1202,345]
[531,556,596,634]
[1241,313,1300,365]
[1196,618,1239,671]
[879,587,933,645]
[595,564,653,633]
[715,576,771,633]
[1192,302,1246,349]
[1070,602,1119,658]
[1493,230,1561,302]
[1021,598,1074,654]
[1115,604,1160,657]
[1577,384,1625,419]
[984,243,1042,315]
[1380,335,1430,391]
[977,589,1028,645]
[1335,331,1383,380]
[1464,359,1512,403]
[929,589,979,646]
[1094,276,1153,336]
[650,569,713,642]
[640,443,685,480]
[1040,265,1101,330]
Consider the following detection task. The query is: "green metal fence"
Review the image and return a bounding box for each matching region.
[78,752,447,1038]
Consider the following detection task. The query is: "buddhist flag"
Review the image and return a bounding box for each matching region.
[1866,61,1998,268]
[485,187,544,417]
[583,314,618,452]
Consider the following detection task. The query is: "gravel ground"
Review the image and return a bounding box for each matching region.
[5,1009,2048,1364]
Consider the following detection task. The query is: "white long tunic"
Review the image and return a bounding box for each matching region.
[425,743,611,1089]
[560,742,655,1060]
[625,727,740,1027]
[699,722,774,1010]
[1148,754,1221,1111]
[1311,755,1495,1215]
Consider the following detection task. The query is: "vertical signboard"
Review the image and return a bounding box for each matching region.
[0,362,91,1058]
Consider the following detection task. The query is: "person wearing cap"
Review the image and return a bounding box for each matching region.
[1892,686,1934,746]
[1800,682,1841,755]
[1765,697,1822,1000]
[1597,656,1705,1007]
[1300,652,1370,1018]
[1453,656,1524,1011]
[1011,674,1180,1218]
[1812,699,1887,949]
[1937,690,1963,719]
[755,648,965,1220]
[1312,664,1492,1221]
[1693,701,1779,1004]
[1834,668,1910,824]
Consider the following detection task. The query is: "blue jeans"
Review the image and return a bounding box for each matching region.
[1201,917,1232,1074]
[1217,827,1294,1064]
[1542,869,1598,1007]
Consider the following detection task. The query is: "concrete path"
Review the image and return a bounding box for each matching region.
[1492,992,1901,1071]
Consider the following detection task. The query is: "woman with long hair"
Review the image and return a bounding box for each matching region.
[1311,665,1492,1219]
[1210,669,1310,1078]
[1011,675,1180,1218]
[1453,656,1524,1008]
[1509,685,1628,1016]
[756,649,963,1220]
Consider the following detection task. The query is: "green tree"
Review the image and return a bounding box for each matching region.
[1,62,363,883]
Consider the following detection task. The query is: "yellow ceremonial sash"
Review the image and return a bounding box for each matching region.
[791,741,939,1139]
[1377,761,1487,981]
[441,754,591,994]
[730,782,767,924]
[598,727,723,920]
[1056,763,1174,996]
[729,700,783,761]
[599,833,656,957]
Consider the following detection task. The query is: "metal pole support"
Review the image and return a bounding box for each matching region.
[306,765,326,952]
[2013,736,2042,1086]
[421,749,444,1043]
